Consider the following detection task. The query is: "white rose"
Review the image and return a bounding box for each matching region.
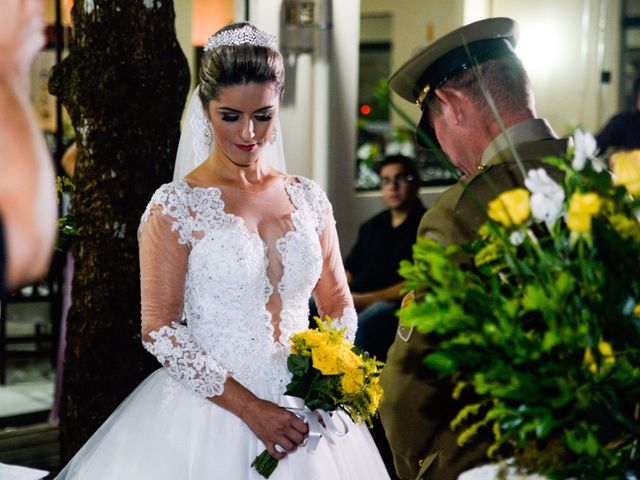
[572,129,603,172]
[525,168,565,229]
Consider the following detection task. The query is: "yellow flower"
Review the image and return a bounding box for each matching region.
[297,329,329,348]
[609,213,640,242]
[336,344,364,373]
[566,192,601,233]
[487,189,531,227]
[474,243,500,267]
[583,347,597,374]
[478,224,491,240]
[341,369,365,394]
[311,344,342,375]
[611,150,640,195]
[584,341,615,374]
[291,328,332,354]
[598,341,615,366]
[365,382,384,414]
[634,305,640,317]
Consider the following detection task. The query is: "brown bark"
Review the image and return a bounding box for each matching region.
[48,0,190,461]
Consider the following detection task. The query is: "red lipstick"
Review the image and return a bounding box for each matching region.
[236,144,257,152]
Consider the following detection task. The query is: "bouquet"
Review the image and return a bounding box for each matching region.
[398,133,640,478]
[251,317,384,478]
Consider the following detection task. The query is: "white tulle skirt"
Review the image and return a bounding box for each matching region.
[55,368,390,479]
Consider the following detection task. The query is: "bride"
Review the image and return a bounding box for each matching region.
[55,22,390,479]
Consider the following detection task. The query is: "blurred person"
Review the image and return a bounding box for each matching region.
[346,154,425,363]
[596,77,640,153]
[0,0,57,293]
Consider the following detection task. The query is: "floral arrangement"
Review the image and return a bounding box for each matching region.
[251,317,384,478]
[398,132,640,478]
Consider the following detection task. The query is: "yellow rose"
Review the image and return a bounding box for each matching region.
[311,344,342,375]
[611,150,640,196]
[336,345,364,373]
[566,192,601,233]
[566,213,591,233]
[487,189,531,227]
[299,329,329,348]
[291,329,331,354]
[341,369,365,394]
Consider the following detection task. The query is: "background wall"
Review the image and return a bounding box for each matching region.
[490,0,621,134]
[174,0,194,85]
[250,0,316,180]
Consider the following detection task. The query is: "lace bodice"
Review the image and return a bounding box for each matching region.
[138,177,356,400]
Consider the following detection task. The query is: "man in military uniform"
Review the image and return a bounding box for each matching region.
[378,17,569,480]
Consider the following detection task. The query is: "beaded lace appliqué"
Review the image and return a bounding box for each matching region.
[140,178,356,400]
[143,322,227,398]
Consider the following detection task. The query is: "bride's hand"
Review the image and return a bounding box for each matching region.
[210,377,308,459]
[243,398,309,460]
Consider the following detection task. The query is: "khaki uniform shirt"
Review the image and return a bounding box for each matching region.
[379,119,569,480]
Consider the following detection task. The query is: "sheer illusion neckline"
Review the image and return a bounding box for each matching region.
[176,178,300,238]
[180,174,291,194]
[179,176,302,236]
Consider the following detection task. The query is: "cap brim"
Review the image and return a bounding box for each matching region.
[389,17,519,103]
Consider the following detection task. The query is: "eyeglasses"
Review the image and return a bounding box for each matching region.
[380,174,415,187]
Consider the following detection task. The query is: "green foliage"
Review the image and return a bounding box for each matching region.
[400,146,640,478]
[56,175,82,250]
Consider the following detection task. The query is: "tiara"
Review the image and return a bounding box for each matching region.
[204,25,277,52]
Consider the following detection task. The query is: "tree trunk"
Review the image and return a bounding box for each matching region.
[49,0,190,461]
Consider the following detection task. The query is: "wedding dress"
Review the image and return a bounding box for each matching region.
[56,176,390,479]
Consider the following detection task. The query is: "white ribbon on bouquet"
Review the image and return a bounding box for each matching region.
[278,395,350,477]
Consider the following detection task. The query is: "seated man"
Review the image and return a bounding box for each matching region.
[345,155,425,362]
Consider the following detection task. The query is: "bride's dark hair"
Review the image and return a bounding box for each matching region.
[198,22,285,109]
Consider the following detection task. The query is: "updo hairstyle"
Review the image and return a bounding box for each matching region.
[198,22,285,111]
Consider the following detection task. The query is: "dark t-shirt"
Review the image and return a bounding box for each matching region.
[345,202,426,293]
[596,109,640,152]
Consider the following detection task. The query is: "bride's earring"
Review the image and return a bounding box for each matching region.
[204,121,214,146]
[270,127,278,145]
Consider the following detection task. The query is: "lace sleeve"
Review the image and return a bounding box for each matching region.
[142,321,228,398]
[296,177,333,233]
[309,187,357,342]
[139,185,228,398]
[332,307,357,343]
